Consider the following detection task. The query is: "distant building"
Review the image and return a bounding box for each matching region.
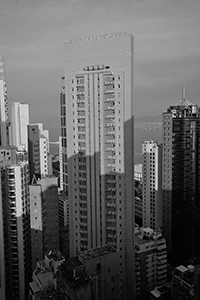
[29,250,65,300]
[0,150,31,300]
[29,176,60,271]
[134,164,142,182]
[171,264,200,300]
[11,102,29,151]
[162,88,200,265]
[142,140,162,230]
[135,228,167,300]
[59,135,64,191]
[28,123,52,180]
[0,56,9,147]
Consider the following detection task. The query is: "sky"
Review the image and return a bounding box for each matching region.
[0,0,199,124]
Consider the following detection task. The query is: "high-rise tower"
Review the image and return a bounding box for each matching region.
[162,88,200,265]
[142,140,162,230]
[11,102,29,151]
[61,32,134,299]
[0,149,31,300]
[0,57,10,147]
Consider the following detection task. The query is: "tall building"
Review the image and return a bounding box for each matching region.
[142,140,162,230]
[61,32,134,299]
[10,102,29,151]
[28,123,52,180]
[59,135,64,191]
[135,228,167,300]
[29,176,60,271]
[0,57,10,147]
[0,150,31,300]
[162,88,200,265]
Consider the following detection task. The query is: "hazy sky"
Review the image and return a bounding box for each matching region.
[0,0,199,123]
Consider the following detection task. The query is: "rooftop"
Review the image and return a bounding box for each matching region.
[135,228,164,246]
[66,32,131,44]
[79,244,117,261]
[29,281,40,293]
[34,268,54,288]
[46,250,65,262]
[58,258,89,289]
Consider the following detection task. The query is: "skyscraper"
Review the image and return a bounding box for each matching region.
[142,140,162,230]
[0,57,10,147]
[11,102,30,151]
[0,150,31,300]
[61,32,134,299]
[162,88,200,265]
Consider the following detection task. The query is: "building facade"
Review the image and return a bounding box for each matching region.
[135,228,167,300]
[0,152,31,300]
[162,89,200,265]
[28,123,51,181]
[142,141,162,230]
[61,32,135,299]
[11,102,29,151]
[29,176,59,271]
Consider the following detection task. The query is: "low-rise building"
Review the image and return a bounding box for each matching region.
[171,264,200,300]
[29,250,65,300]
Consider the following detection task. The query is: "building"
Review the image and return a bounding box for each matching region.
[80,244,120,300]
[142,140,162,230]
[29,176,60,271]
[134,164,142,182]
[135,228,167,300]
[10,102,29,151]
[171,264,200,300]
[58,191,69,259]
[29,250,65,300]
[135,196,143,227]
[57,244,119,300]
[0,150,32,300]
[28,123,52,181]
[61,32,134,299]
[0,57,10,147]
[59,135,64,191]
[162,88,200,265]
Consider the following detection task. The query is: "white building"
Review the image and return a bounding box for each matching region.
[142,140,162,230]
[11,102,30,151]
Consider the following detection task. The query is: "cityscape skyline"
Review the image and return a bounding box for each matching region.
[0,0,199,122]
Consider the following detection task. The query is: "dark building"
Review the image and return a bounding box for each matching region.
[162,88,200,265]
[171,264,200,300]
[57,244,119,300]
